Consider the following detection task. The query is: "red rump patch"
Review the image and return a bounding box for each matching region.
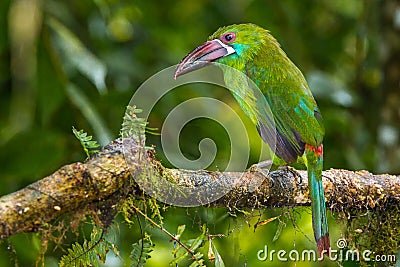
[305,144,323,157]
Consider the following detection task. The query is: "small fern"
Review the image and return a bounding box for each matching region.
[130,233,154,267]
[60,226,114,267]
[121,105,159,141]
[72,127,100,157]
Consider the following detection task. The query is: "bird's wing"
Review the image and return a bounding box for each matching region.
[246,65,324,163]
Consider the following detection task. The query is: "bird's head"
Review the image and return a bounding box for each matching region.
[174,23,271,79]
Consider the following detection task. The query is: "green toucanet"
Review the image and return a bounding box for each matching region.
[174,23,330,255]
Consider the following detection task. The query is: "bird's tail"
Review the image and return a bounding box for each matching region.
[305,144,330,257]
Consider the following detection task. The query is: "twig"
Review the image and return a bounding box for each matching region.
[131,205,200,262]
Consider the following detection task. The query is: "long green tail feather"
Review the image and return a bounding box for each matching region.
[305,144,330,256]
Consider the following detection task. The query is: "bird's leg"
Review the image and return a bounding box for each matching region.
[278,165,301,184]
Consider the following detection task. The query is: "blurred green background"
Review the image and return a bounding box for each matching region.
[1,0,399,266]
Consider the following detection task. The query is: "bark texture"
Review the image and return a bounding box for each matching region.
[0,137,399,239]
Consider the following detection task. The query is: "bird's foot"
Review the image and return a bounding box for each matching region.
[278,165,301,184]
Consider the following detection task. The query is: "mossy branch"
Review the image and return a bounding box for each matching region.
[0,137,399,239]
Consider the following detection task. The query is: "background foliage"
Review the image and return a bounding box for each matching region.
[0,0,399,266]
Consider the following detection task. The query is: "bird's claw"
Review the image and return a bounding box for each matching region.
[278,165,302,184]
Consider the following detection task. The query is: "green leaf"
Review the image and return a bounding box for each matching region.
[170,225,207,266]
[47,17,107,94]
[72,127,100,157]
[60,226,115,267]
[176,225,186,238]
[121,105,160,142]
[188,252,204,267]
[188,225,206,252]
[272,220,286,242]
[210,240,225,267]
[130,234,154,267]
[120,105,147,144]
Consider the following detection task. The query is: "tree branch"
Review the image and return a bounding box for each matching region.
[0,137,399,239]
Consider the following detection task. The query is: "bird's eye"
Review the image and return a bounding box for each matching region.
[221,32,236,44]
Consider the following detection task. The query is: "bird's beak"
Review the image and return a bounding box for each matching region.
[174,39,235,79]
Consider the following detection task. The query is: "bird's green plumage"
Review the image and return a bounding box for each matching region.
[210,24,324,159]
[175,23,330,255]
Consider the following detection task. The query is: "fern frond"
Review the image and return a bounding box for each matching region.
[130,233,154,267]
[120,105,147,140]
[120,105,159,142]
[60,226,115,267]
[72,127,100,157]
